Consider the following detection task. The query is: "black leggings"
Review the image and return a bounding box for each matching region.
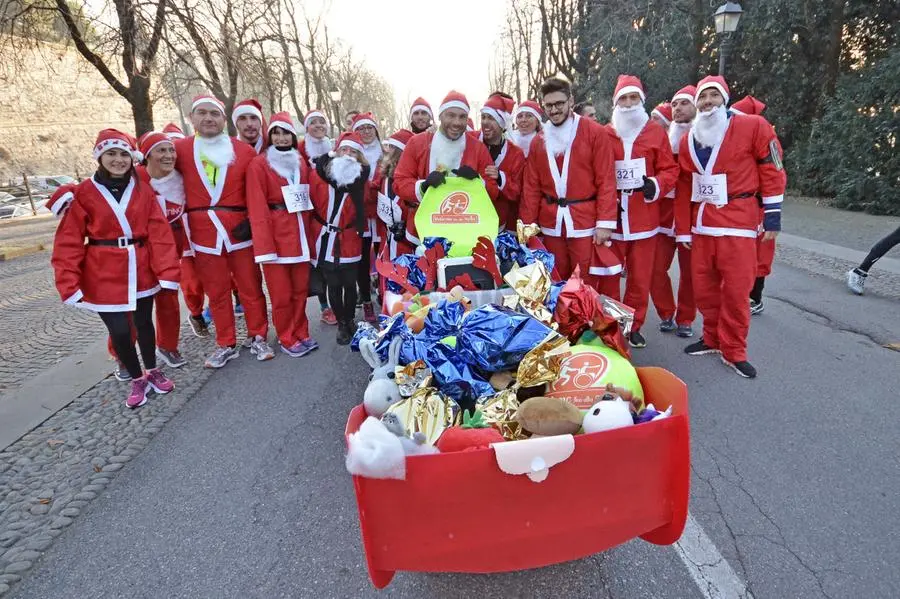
[100,296,156,379]
[357,237,372,301]
[323,264,358,324]
[859,225,900,273]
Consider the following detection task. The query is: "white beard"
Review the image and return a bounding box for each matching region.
[265,146,301,181]
[543,115,576,156]
[361,139,383,180]
[328,154,363,187]
[304,136,332,161]
[668,122,692,154]
[195,133,235,167]
[149,170,185,205]
[611,105,649,140]
[429,130,465,172]
[693,105,729,148]
[509,130,537,157]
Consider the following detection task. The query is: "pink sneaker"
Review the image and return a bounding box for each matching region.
[362,301,377,324]
[146,368,174,394]
[126,378,150,409]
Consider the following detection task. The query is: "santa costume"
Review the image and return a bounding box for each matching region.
[373,129,416,260]
[350,111,383,321]
[508,100,544,157]
[299,109,334,167]
[162,123,186,140]
[393,90,499,246]
[52,129,179,407]
[232,98,266,154]
[593,75,679,346]
[409,97,433,134]
[675,76,786,378]
[245,112,318,357]
[480,94,526,231]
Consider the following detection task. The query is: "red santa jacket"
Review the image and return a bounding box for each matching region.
[606,120,679,241]
[393,130,499,244]
[373,170,415,260]
[245,149,313,265]
[488,136,526,230]
[521,115,618,238]
[52,176,180,312]
[308,158,369,265]
[675,114,787,241]
[174,136,256,255]
[136,166,191,257]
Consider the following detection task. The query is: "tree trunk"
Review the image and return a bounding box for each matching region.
[130,77,155,136]
[818,0,845,115]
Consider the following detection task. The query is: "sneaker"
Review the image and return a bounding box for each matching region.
[241,337,253,349]
[676,324,695,338]
[202,307,213,325]
[846,269,866,295]
[156,348,187,368]
[658,318,676,333]
[234,303,245,318]
[336,322,352,346]
[321,307,338,326]
[362,301,377,324]
[188,314,210,338]
[113,361,132,382]
[300,337,319,352]
[750,299,765,315]
[204,345,239,369]
[281,341,311,357]
[684,340,720,355]
[628,331,647,348]
[722,357,757,379]
[126,377,150,409]
[146,368,175,393]
[249,335,275,361]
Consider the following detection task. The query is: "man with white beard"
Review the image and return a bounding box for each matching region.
[651,85,698,339]
[521,76,618,280]
[674,76,786,379]
[175,94,274,368]
[394,91,499,246]
[593,75,679,349]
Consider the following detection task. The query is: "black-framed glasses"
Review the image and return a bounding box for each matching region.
[542,100,570,112]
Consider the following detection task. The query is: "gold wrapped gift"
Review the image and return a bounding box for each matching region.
[383,386,460,445]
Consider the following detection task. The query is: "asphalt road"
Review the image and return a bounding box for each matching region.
[8,257,900,599]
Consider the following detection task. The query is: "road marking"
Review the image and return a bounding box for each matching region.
[673,512,755,599]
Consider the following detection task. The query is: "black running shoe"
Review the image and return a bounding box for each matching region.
[628,331,647,348]
[722,357,757,379]
[749,299,765,315]
[676,324,694,338]
[658,318,676,333]
[684,340,720,355]
[336,322,352,346]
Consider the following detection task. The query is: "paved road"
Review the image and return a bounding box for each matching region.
[8,259,900,598]
[0,217,56,250]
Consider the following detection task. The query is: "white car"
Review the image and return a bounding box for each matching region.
[26,175,77,191]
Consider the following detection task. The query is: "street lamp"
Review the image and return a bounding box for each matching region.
[714,2,743,77]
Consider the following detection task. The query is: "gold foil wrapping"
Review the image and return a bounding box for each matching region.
[516,220,541,244]
[503,261,556,327]
[480,389,525,441]
[394,360,431,398]
[383,386,460,445]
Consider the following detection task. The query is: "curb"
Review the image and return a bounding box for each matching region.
[0,244,46,262]
[0,214,55,229]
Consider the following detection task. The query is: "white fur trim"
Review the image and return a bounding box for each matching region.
[255,253,278,263]
[695,82,730,104]
[232,104,263,125]
[63,289,83,305]
[159,280,179,290]
[410,104,432,117]
[614,85,645,105]
[50,192,74,217]
[589,264,624,276]
[762,194,784,205]
[352,118,377,130]
[647,176,661,202]
[268,120,297,135]
[676,235,692,243]
[93,139,133,160]
[385,138,406,151]
[304,111,327,128]
[339,139,364,153]
[517,106,542,120]
[651,110,671,125]
[166,132,185,140]
[144,139,173,158]
[439,100,470,114]
[671,93,695,104]
[192,96,225,112]
[481,107,509,130]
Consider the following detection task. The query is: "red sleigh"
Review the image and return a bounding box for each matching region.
[344,366,690,589]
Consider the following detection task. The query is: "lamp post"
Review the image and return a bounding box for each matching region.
[329,89,342,137]
[714,2,743,77]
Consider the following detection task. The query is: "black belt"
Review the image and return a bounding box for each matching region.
[545,195,594,207]
[403,200,419,209]
[185,205,247,213]
[88,237,145,248]
[730,192,755,200]
[268,203,288,211]
[170,221,183,231]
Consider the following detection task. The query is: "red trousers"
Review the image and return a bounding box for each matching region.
[263,262,311,347]
[650,235,696,326]
[692,235,757,363]
[193,248,268,347]
[592,237,657,332]
[154,290,180,352]
[180,256,206,317]
[756,235,776,278]
[543,236,593,281]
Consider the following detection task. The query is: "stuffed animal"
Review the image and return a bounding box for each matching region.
[582,394,635,434]
[436,409,505,452]
[381,412,440,456]
[361,337,403,417]
[345,417,407,479]
[635,403,673,424]
[515,396,585,436]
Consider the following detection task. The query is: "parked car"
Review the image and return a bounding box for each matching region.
[26,175,77,191]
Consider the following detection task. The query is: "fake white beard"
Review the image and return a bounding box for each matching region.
[611,104,649,140]
[361,139,383,172]
[668,122,692,153]
[510,130,537,156]
[543,115,576,156]
[149,170,185,205]
[265,146,300,181]
[328,154,363,187]
[195,133,235,167]
[430,129,465,172]
[693,105,729,148]
[304,136,332,160]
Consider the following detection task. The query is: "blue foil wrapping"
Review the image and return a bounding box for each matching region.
[545,281,565,313]
[424,342,494,411]
[532,249,556,276]
[418,299,467,344]
[422,237,452,253]
[456,304,552,373]
[350,322,378,353]
[385,254,426,294]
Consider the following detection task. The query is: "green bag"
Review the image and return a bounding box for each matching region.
[414,176,499,257]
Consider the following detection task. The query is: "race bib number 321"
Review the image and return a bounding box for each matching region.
[615,157,646,190]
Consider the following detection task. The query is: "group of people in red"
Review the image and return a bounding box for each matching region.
[48,70,785,410]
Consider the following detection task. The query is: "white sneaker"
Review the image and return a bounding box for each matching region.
[204,346,239,369]
[249,335,275,361]
[846,269,866,295]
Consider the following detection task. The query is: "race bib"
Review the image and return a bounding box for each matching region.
[691,173,728,206]
[615,157,646,190]
[376,192,402,225]
[281,184,311,213]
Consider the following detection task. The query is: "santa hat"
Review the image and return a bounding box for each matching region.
[337,131,365,154]
[232,98,264,127]
[92,128,139,161]
[351,112,379,132]
[385,129,414,151]
[481,94,516,130]
[409,97,432,120]
[671,85,697,104]
[439,91,470,115]
[695,76,730,105]
[138,131,172,160]
[516,100,544,121]
[266,112,297,135]
[47,183,76,218]
[651,102,673,125]
[162,123,185,140]
[303,109,329,130]
[191,93,225,113]
[466,118,475,132]
[613,74,646,105]
[730,95,766,116]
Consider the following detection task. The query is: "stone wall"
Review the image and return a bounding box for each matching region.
[0,39,182,184]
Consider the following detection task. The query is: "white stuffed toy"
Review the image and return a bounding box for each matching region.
[360,337,403,417]
[582,396,635,434]
[346,417,407,480]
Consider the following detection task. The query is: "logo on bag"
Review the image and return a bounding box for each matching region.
[546,352,610,409]
[433,191,478,225]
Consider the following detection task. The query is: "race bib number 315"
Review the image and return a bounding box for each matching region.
[691,173,728,206]
[281,184,312,213]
